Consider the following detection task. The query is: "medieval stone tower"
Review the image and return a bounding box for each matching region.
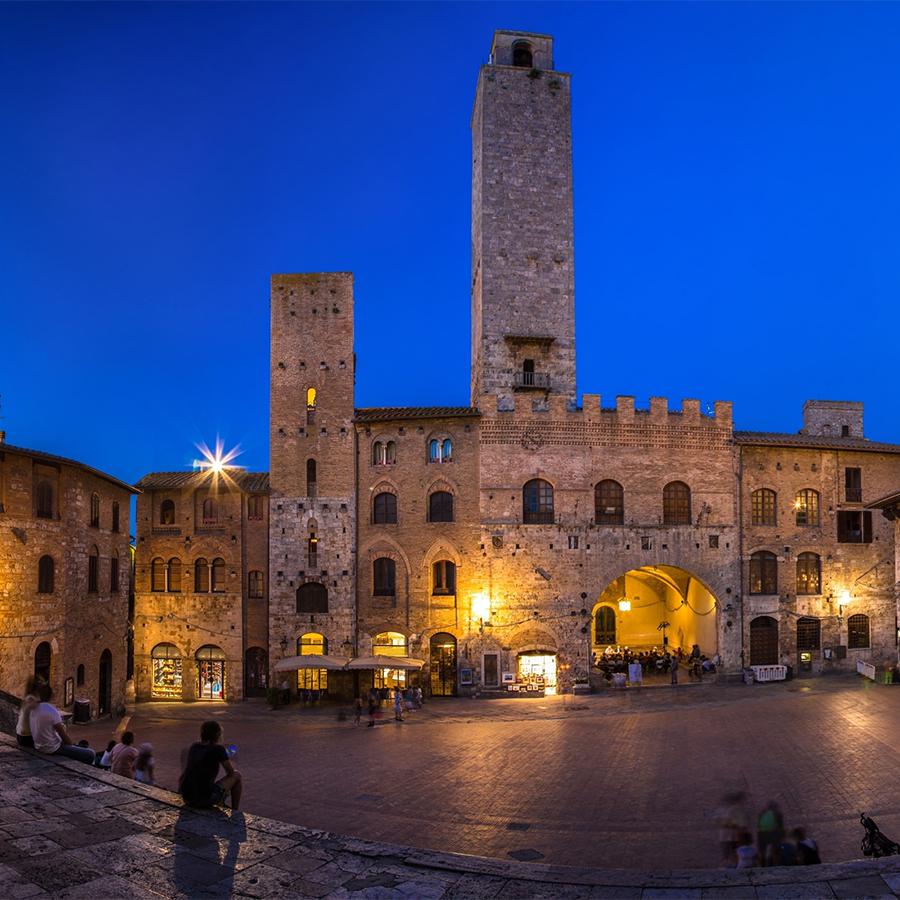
[269,273,356,666]
[471,31,576,405]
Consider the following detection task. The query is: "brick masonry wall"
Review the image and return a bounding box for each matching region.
[0,446,131,716]
[740,444,898,671]
[133,478,267,702]
[355,415,481,674]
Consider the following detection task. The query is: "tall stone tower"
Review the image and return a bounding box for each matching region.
[269,273,356,671]
[471,30,576,405]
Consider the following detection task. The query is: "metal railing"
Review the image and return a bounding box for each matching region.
[514,372,551,389]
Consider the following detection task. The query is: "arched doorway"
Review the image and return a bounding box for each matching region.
[151,642,183,699]
[592,566,718,658]
[98,649,112,715]
[196,645,226,700]
[750,616,779,666]
[245,647,268,697]
[429,633,457,696]
[34,642,51,683]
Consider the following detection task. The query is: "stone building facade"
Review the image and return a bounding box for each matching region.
[0,436,133,716]
[130,29,900,702]
[132,470,268,702]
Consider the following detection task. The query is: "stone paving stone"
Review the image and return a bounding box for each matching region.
[9,836,61,856]
[55,874,163,899]
[699,887,758,899]
[639,891,702,900]
[265,849,331,876]
[441,873,508,899]
[9,849,106,893]
[52,816,144,849]
[0,861,49,899]
[828,875,895,898]
[755,883,837,898]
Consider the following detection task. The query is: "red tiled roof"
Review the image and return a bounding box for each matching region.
[135,471,269,492]
[0,442,137,493]
[734,431,900,455]
[354,406,480,423]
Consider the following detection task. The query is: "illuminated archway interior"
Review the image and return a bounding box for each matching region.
[592,566,718,655]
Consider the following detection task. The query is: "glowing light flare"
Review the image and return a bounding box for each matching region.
[193,438,243,487]
[839,589,851,608]
[618,599,632,612]
[471,592,491,622]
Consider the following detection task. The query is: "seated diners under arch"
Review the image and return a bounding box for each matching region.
[590,566,719,681]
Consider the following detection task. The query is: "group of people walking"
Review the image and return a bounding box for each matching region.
[718,793,821,868]
[360,685,423,726]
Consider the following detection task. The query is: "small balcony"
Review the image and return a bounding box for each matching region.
[514,371,551,390]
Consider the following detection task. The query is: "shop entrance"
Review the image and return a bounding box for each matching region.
[517,651,558,694]
[196,645,226,700]
[430,633,457,696]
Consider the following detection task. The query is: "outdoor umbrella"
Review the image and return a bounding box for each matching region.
[346,655,425,670]
[273,654,349,672]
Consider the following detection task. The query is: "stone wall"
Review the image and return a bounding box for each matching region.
[471,31,575,403]
[133,473,268,702]
[269,274,356,684]
[0,444,132,717]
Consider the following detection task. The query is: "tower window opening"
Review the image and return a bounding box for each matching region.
[512,41,533,68]
[306,387,317,425]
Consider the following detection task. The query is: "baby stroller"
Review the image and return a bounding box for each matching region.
[860,813,900,858]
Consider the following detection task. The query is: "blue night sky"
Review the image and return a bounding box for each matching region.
[2,2,900,485]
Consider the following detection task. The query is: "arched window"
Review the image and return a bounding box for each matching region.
[429,438,453,463]
[167,558,182,592]
[512,40,533,68]
[38,555,54,594]
[307,535,318,569]
[373,631,407,655]
[523,479,554,524]
[151,557,166,592]
[111,501,120,533]
[797,617,821,652]
[663,481,691,526]
[428,491,454,523]
[795,489,820,527]
[202,498,218,526]
[373,558,396,596]
[90,492,100,528]
[848,614,870,649]
[749,550,778,595]
[196,645,226,701]
[76,663,85,686]
[751,489,777,526]
[432,560,456,595]
[36,481,54,519]
[373,492,397,524]
[248,570,264,599]
[306,459,317,497]
[194,558,210,592]
[34,642,51,682]
[211,557,226,592]
[160,499,175,525]
[88,546,99,593]
[796,553,821,595]
[296,582,328,613]
[306,387,317,425]
[595,606,616,645]
[372,441,397,466]
[595,480,624,526]
[110,552,119,593]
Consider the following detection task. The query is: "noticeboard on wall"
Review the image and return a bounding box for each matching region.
[459,668,473,685]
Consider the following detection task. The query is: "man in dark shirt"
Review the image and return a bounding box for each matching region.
[179,720,242,810]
